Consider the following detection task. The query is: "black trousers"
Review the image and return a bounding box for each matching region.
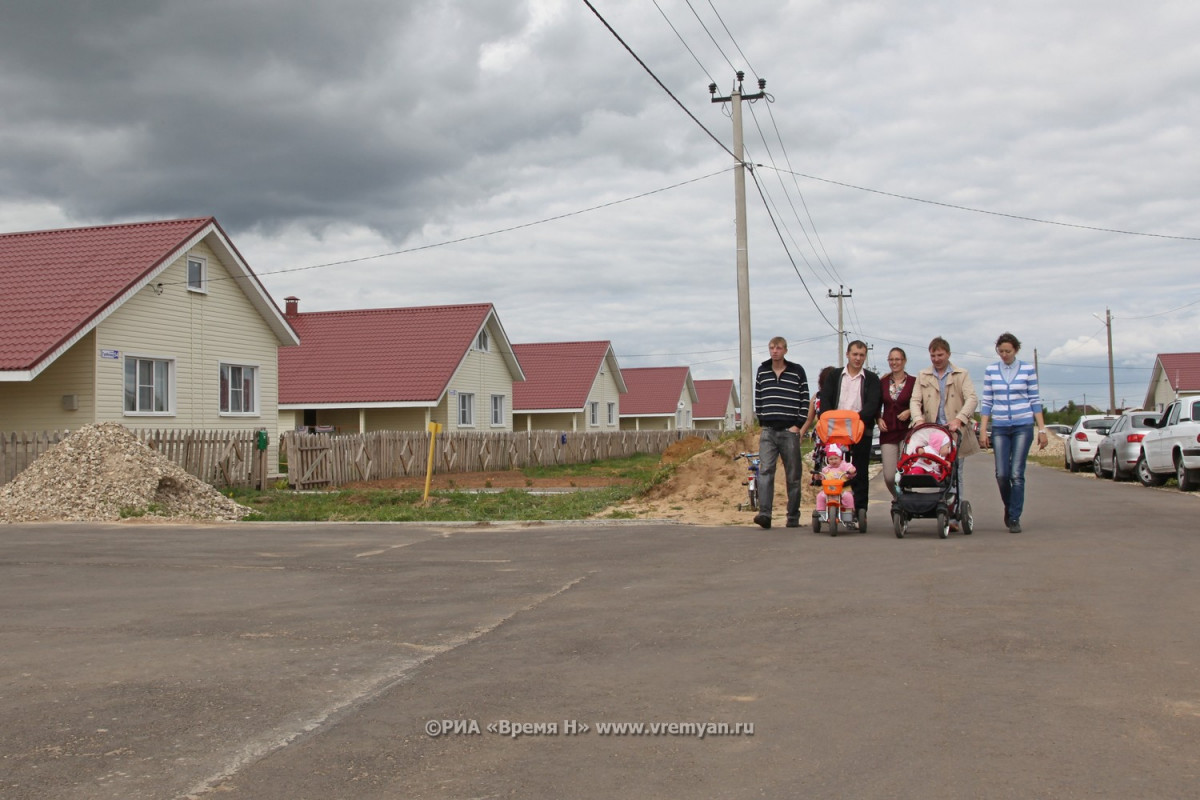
[846,436,873,514]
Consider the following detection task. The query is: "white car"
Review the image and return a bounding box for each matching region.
[1138,397,1200,490]
[1065,415,1118,472]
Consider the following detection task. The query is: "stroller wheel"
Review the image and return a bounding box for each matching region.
[937,511,950,539]
[892,511,906,539]
[960,500,974,535]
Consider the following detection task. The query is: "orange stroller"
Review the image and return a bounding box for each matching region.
[810,409,865,536]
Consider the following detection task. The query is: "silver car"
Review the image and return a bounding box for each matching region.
[1065,415,1118,472]
[1092,411,1158,481]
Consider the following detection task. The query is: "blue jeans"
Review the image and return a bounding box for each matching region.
[758,427,803,520]
[992,424,1033,522]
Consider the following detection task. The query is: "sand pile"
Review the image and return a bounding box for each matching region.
[0,422,252,523]
[608,434,823,526]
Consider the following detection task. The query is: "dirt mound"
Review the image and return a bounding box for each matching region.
[0,423,253,523]
[607,433,823,526]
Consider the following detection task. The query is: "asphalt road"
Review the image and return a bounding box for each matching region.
[2,455,1199,799]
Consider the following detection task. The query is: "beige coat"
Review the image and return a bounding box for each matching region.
[910,364,980,457]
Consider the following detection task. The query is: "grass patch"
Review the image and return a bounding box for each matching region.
[229,486,640,522]
[520,452,663,482]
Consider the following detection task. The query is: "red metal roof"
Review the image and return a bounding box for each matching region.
[279,303,498,404]
[621,366,693,415]
[1156,353,1200,393]
[0,218,214,371]
[511,341,620,411]
[693,378,737,419]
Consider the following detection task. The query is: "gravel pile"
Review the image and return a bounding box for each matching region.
[0,422,253,523]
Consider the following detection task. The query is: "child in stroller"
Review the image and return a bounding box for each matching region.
[810,409,866,534]
[891,422,974,539]
[814,444,856,529]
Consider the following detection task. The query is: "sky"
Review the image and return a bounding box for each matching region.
[3,0,1199,413]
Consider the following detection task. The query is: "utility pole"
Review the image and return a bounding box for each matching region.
[828,285,852,366]
[711,72,766,428]
[1093,307,1116,412]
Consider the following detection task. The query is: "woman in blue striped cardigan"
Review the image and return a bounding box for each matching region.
[978,333,1048,533]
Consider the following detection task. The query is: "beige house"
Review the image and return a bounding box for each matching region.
[0,218,298,447]
[693,379,739,431]
[511,341,626,431]
[278,300,524,433]
[618,366,697,431]
[1143,353,1200,412]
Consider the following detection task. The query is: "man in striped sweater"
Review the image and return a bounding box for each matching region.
[752,336,810,529]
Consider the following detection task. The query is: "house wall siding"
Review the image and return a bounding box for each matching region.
[439,339,515,432]
[585,368,621,430]
[0,331,97,430]
[515,411,582,431]
[94,240,282,438]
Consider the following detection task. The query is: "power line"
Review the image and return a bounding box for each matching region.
[761,165,1200,242]
[581,0,733,159]
[651,0,717,86]
[157,168,733,286]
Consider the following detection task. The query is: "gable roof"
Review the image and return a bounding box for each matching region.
[511,341,626,412]
[693,379,739,420]
[1151,353,1200,394]
[620,366,697,416]
[0,217,298,379]
[279,302,524,406]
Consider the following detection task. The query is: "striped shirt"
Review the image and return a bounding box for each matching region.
[980,360,1042,427]
[754,359,809,429]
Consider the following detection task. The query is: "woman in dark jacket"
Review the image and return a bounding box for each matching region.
[877,347,916,497]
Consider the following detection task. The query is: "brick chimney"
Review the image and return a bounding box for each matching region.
[285,296,299,316]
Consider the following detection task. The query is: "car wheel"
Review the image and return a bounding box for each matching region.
[1177,456,1197,492]
[1092,452,1106,478]
[1066,448,1078,472]
[1112,460,1129,482]
[1136,453,1167,487]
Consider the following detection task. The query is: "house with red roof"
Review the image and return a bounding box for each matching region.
[511,341,627,432]
[278,299,524,433]
[0,218,298,439]
[618,366,697,431]
[693,378,739,431]
[1144,352,1200,411]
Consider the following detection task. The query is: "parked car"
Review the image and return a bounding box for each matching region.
[1046,424,1071,438]
[1065,415,1118,472]
[1092,410,1158,481]
[1137,396,1200,490]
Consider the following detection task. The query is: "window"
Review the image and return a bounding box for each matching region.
[220,364,258,414]
[589,402,599,426]
[458,393,475,427]
[187,256,207,292]
[607,402,616,425]
[491,394,505,426]
[475,330,490,352]
[124,357,173,414]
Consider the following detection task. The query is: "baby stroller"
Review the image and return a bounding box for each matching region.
[810,409,865,535]
[890,422,974,539]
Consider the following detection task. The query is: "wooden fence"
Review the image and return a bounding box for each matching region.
[282,429,720,490]
[1,429,269,489]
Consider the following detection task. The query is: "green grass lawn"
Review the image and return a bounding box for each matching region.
[231,452,671,522]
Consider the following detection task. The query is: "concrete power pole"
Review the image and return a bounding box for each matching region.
[1093,307,1116,412]
[828,285,852,367]
[711,72,766,429]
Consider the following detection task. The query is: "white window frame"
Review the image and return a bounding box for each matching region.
[219,363,260,415]
[589,401,599,426]
[187,255,207,293]
[458,393,475,427]
[607,402,616,425]
[490,394,505,427]
[475,330,490,352]
[123,355,175,415]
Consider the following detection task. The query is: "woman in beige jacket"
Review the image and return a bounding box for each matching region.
[909,336,980,458]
